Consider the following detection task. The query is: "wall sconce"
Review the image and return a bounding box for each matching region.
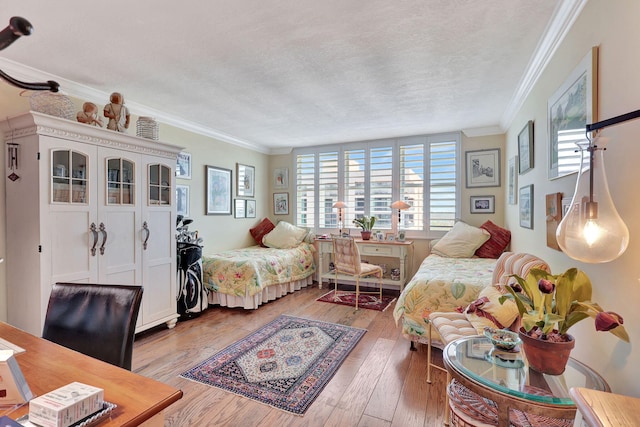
[556,109,640,263]
[390,200,411,234]
[332,201,347,235]
[0,17,59,92]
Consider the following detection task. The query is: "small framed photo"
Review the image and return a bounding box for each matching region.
[206,165,232,215]
[236,163,255,197]
[519,184,534,229]
[470,195,495,214]
[176,185,190,217]
[274,167,289,189]
[397,230,406,241]
[234,199,246,218]
[385,232,395,242]
[518,120,534,174]
[246,199,256,218]
[274,192,289,215]
[176,152,192,179]
[508,156,518,205]
[465,148,501,188]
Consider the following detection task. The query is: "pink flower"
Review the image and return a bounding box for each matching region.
[538,278,555,294]
[595,311,624,332]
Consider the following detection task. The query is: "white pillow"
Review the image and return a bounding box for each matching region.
[431,221,490,258]
[262,221,308,249]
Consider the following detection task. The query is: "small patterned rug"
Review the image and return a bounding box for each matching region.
[180,314,366,415]
[316,290,396,311]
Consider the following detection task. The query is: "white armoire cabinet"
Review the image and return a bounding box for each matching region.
[1,112,182,336]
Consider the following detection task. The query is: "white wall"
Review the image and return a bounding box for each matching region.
[505,0,640,396]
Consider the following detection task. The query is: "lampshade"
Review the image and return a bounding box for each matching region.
[556,138,629,263]
[390,200,411,211]
[332,201,347,209]
[332,201,347,234]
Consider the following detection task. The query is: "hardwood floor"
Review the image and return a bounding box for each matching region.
[133,284,448,426]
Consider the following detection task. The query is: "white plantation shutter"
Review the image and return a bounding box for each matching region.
[294,132,460,237]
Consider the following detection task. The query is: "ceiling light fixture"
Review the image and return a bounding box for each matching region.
[0,16,59,92]
[556,109,640,263]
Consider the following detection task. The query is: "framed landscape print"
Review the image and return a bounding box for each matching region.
[465,148,500,188]
[470,195,495,214]
[519,184,534,229]
[236,163,255,197]
[518,121,534,174]
[176,184,189,217]
[206,165,232,215]
[274,192,289,215]
[548,46,598,179]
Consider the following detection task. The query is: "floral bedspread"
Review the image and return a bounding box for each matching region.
[393,254,497,342]
[202,243,316,297]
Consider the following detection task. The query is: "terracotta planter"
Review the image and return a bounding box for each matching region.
[518,328,575,375]
[361,231,372,240]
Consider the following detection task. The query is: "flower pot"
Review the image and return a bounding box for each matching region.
[361,231,372,240]
[518,328,575,375]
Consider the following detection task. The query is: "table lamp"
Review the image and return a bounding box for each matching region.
[332,201,347,235]
[390,200,410,235]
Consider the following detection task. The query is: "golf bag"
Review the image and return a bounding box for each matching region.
[177,241,207,318]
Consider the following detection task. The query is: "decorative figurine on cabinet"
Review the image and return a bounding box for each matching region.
[103,92,130,132]
[76,102,103,127]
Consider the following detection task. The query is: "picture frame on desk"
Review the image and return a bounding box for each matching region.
[385,232,395,242]
[397,230,406,241]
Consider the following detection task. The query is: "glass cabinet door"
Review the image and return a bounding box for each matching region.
[106,158,135,205]
[52,150,88,203]
[148,164,171,205]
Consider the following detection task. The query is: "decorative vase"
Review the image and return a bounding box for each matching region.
[518,328,575,375]
[361,231,372,240]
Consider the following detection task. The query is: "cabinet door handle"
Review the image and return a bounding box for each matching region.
[142,221,150,250]
[99,222,108,255]
[90,222,99,256]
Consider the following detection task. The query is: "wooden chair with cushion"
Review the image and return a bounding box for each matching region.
[331,235,383,310]
[425,252,550,426]
[42,282,143,370]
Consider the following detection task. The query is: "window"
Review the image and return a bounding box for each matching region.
[293,133,460,238]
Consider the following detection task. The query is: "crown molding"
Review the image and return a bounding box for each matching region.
[500,0,588,131]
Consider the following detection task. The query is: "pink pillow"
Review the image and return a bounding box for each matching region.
[475,220,511,258]
[250,218,275,247]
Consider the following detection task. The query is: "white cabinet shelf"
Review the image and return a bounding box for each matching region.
[1,112,182,335]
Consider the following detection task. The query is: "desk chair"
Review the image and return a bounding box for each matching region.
[332,235,383,310]
[42,282,143,370]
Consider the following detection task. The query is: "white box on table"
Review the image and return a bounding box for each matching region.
[28,382,104,427]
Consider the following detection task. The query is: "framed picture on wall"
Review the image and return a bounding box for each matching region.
[274,167,288,189]
[206,165,232,215]
[470,195,495,214]
[508,156,518,205]
[236,163,255,197]
[518,120,534,174]
[548,46,598,180]
[274,192,289,215]
[176,152,191,179]
[176,184,189,217]
[234,199,246,218]
[519,184,534,229]
[246,199,256,218]
[465,148,501,188]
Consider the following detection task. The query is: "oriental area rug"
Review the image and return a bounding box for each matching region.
[316,290,396,311]
[180,314,366,415]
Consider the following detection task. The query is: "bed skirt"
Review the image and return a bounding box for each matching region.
[208,276,314,309]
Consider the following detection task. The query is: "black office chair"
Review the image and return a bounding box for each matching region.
[42,283,143,370]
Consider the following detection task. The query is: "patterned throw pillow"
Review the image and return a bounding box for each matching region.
[463,285,519,333]
[249,217,275,247]
[474,220,511,258]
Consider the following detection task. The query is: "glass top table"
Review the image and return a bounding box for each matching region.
[443,336,610,426]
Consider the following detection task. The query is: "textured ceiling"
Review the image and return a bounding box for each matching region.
[0,1,577,152]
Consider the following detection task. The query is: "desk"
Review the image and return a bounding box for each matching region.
[570,387,640,427]
[443,336,609,427]
[315,238,413,291]
[0,322,183,426]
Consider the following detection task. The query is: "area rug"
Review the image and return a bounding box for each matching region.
[180,314,366,415]
[316,290,396,311]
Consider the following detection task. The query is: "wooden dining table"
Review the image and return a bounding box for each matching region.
[0,322,183,426]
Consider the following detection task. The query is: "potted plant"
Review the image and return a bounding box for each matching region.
[501,268,629,375]
[352,216,376,240]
